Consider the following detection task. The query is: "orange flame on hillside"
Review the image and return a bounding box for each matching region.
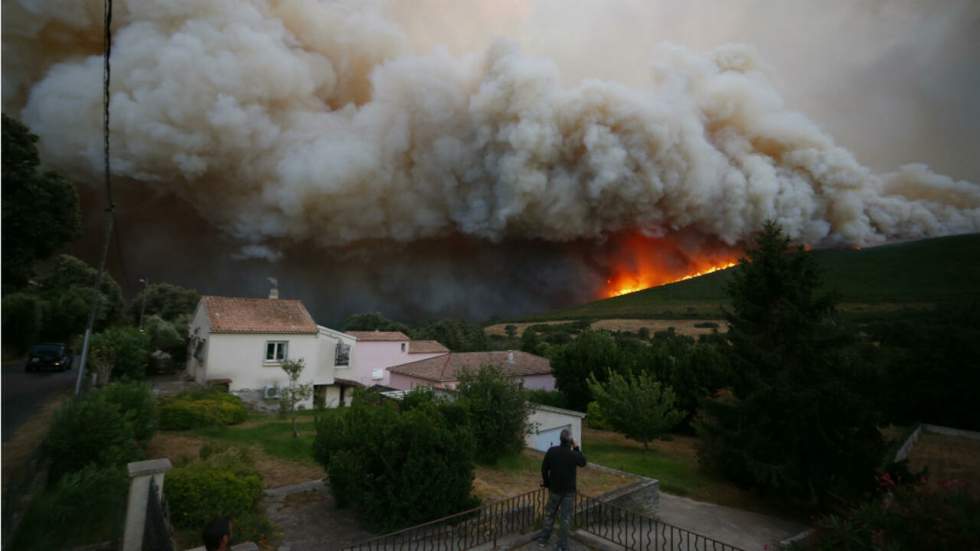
[602,232,740,298]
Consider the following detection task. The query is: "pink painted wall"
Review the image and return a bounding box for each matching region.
[348,340,445,387]
[521,374,556,391]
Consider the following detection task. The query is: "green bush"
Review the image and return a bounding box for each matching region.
[101,382,158,443]
[9,465,128,550]
[159,390,247,430]
[585,401,610,430]
[90,326,152,381]
[314,394,476,531]
[1,292,43,354]
[166,448,264,529]
[800,482,980,550]
[45,393,141,483]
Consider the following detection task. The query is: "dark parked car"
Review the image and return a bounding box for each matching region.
[26,343,73,372]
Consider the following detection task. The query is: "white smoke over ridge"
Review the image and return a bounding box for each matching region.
[5,0,980,263]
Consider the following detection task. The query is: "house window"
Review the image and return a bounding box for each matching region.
[265,341,288,362]
[401,342,406,352]
[335,343,350,367]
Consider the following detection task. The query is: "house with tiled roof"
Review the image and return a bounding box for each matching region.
[343,330,449,388]
[185,293,355,408]
[387,350,555,392]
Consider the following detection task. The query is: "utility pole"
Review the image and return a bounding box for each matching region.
[75,0,114,396]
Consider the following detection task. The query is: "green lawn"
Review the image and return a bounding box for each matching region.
[190,410,324,465]
[582,428,801,518]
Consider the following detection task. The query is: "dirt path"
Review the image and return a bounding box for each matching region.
[263,480,372,551]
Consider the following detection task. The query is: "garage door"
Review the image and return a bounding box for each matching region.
[531,425,571,453]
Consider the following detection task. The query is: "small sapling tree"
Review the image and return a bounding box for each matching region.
[279,359,313,437]
[587,369,684,449]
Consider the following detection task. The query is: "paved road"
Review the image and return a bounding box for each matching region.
[1,359,77,442]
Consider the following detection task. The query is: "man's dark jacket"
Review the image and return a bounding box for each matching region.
[541,443,587,494]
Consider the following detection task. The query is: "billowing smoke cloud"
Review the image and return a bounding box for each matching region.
[4,0,979,319]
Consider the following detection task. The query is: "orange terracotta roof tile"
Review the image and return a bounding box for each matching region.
[408,340,450,354]
[388,351,551,382]
[204,296,317,334]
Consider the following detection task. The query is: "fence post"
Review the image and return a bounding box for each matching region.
[122,458,173,551]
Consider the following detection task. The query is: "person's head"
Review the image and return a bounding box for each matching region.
[560,429,572,447]
[202,517,232,551]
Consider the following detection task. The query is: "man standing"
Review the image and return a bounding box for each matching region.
[536,429,586,550]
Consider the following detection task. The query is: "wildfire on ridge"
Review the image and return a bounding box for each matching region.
[605,260,738,297]
[601,232,740,298]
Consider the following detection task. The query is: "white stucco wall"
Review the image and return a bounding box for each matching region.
[526,404,585,451]
[204,333,320,393]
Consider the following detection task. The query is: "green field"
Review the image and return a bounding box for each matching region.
[530,233,980,321]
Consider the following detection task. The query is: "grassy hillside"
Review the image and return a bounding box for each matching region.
[530,233,980,321]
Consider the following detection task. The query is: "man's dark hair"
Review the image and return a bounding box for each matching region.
[202,517,231,551]
[559,428,571,446]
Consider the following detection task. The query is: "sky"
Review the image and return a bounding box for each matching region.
[3,0,978,323]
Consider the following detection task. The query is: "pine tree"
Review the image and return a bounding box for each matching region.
[697,222,883,504]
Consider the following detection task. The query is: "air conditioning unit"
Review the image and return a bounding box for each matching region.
[264,386,281,400]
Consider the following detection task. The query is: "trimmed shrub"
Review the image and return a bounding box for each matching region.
[166,448,263,529]
[314,394,476,532]
[10,465,128,550]
[457,365,531,464]
[45,393,141,483]
[101,382,158,444]
[159,390,247,430]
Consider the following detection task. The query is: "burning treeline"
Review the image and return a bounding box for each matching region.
[3,0,979,306]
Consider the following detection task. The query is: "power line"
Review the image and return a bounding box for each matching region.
[75,0,115,395]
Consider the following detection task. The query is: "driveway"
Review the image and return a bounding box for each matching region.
[1,358,77,442]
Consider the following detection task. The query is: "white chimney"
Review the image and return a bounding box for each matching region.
[268,277,279,299]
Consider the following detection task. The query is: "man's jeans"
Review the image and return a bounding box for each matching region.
[537,491,574,550]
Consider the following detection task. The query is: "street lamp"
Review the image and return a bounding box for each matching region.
[138,277,149,331]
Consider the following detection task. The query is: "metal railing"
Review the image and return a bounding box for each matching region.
[573,495,745,551]
[344,488,547,550]
[143,478,175,551]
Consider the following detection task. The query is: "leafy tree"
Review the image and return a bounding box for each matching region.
[2,293,43,354]
[697,222,883,504]
[550,330,621,411]
[504,324,517,338]
[457,364,532,463]
[587,369,683,448]
[868,304,980,431]
[342,312,409,333]
[129,282,200,323]
[313,391,476,531]
[520,327,544,355]
[2,115,81,289]
[89,326,151,383]
[411,319,488,352]
[279,359,313,437]
[36,255,125,339]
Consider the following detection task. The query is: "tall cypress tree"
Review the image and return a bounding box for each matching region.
[697,222,882,504]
